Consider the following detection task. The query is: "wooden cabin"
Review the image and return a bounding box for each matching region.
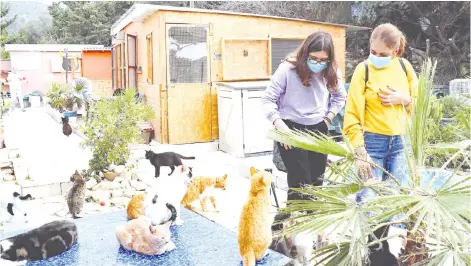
[110,4,367,145]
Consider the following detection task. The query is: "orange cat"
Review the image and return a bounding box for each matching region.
[238,167,273,266]
[127,194,145,220]
[115,215,175,255]
[181,174,228,212]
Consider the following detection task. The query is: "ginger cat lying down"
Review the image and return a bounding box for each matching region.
[181,174,228,212]
[238,167,273,266]
[115,215,175,256]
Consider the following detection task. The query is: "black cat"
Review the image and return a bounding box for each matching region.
[62,117,72,137]
[145,150,195,178]
[367,225,399,266]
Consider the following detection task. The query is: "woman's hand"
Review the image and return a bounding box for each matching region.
[354,146,375,181]
[377,86,411,106]
[274,119,292,150]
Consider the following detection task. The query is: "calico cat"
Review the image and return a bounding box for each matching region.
[145,150,195,177]
[0,220,77,264]
[127,166,193,226]
[67,170,86,219]
[62,117,72,137]
[181,174,228,212]
[0,192,33,224]
[238,167,273,266]
[115,215,175,256]
[269,213,314,266]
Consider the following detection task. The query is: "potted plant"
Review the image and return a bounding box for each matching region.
[268,60,470,265]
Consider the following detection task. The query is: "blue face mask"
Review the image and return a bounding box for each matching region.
[369,54,392,69]
[307,59,328,73]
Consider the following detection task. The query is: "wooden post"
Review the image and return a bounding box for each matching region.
[71,57,76,81]
[65,48,69,84]
[189,1,194,8]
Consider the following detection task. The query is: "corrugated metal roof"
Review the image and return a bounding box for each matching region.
[111,4,370,36]
[82,47,112,52]
[5,44,105,52]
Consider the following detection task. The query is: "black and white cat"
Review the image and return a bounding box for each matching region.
[0,192,33,224]
[145,165,193,226]
[0,220,77,265]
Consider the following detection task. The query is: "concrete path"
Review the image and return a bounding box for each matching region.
[3,107,91,185]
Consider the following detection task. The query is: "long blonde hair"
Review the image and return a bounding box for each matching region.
[370,23,407,57]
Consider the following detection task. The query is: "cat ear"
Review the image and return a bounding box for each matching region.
[75,170,79,175]
[223,174,228,180]
[249,167,258,176]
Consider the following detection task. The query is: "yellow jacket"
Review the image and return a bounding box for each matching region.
[343,57,418,148]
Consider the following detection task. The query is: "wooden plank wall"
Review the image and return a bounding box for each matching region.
[117,10,346,144]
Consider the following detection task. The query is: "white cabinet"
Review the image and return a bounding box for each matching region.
[215,81,273,157]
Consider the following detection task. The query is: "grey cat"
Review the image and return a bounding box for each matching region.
[67,170,86,219]
[0,220,78,264]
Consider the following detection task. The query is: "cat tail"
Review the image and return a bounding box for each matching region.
[178,155,195,160]
[165,203,177,223]
[242,249,256,266]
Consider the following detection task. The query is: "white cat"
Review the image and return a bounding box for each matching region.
[145,166,193,226]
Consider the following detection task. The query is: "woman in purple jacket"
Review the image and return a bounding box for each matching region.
[261,31,347,202]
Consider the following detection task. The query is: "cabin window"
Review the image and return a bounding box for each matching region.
[270,39,303,74]
[168,26,208,84]
[127,34,137,89]
[146,33,153,84]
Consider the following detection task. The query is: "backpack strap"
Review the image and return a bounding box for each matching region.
[399,58,408,78]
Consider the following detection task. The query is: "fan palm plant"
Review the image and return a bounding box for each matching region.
[267,59,470,266]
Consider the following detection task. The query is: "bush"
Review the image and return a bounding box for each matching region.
[81,88,155,173]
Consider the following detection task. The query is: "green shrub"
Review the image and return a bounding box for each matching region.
[81,88,155,173]
[47,82,83,112]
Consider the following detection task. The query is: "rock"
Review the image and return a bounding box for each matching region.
[123,190,136,198]
[91,190,111,203]
[92,180,115,191]
[108,164,118,171]
[114,165,126,174]
[3,174,15,182]
[111,197,129,207]
[111,190,124,198]
[129,180,147,191]
[1,168,13,175]
[131,172,139,180]
[120,171,133,181]
[85,189,93,198]
[99,172,104,178]
[86,179,97,190]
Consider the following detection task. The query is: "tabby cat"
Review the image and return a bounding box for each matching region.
[238,167,273,266]
[115,215,175,256]
[145,150,195,177]
[0,220,77,264]
[67,170,86,219]
[181,174,228,212]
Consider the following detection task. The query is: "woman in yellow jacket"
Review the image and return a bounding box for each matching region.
[344,24,418,212]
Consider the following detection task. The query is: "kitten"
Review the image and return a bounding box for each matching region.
[67,170,86,219]
[269,213,314,266]
[62,117,72,137]
[238,167,273,266]
[0,220,77,264]
[0,192,33,224]
[146,165,193,226]
[145,150,195,178]
[181,174,228,212]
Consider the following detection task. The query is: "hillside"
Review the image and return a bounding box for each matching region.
[4,1,52,34]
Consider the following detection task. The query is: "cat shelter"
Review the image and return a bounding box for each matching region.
[110,4,368,146]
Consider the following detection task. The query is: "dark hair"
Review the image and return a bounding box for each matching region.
[287,31,338,90]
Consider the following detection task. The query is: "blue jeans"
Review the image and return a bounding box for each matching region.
[356,132,410,228]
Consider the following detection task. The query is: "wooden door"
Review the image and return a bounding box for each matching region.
[166,24,212,144]
[127,34,137,89]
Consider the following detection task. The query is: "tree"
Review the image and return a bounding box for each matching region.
[0,2,17,59]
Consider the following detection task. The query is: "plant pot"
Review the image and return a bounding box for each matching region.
[103,171,118,181]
